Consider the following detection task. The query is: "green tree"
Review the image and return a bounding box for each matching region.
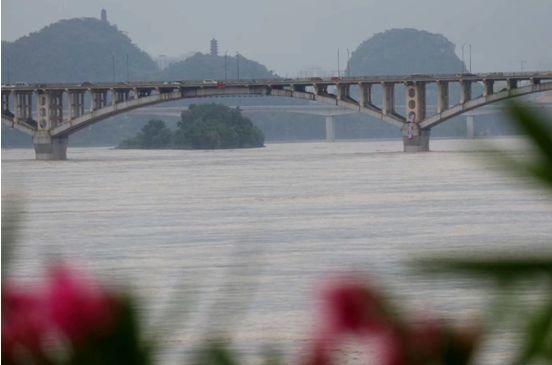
[118,120,172,149]
[173,104,264,149]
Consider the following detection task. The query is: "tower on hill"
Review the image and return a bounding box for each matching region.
[210,39,218,57]
[101,9,108,23]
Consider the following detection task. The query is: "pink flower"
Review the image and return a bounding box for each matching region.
[378,329,409,365]
[2,284,49,362]
[321,277,388,336]
[47,265,119,344]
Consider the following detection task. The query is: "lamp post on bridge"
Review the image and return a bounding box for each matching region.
[461,43,472,72]
[468,44,472,72]
[337,49,340,77]
[347,48,351,77]
[224,52,228,81]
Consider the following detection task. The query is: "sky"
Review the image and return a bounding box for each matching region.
[2,0,552,76]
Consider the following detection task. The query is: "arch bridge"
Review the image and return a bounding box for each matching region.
[2,72,551,160]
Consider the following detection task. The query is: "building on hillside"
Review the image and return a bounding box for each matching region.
[101,9,108,23]
[210,39,218,57]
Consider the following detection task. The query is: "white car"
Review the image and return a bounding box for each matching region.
[201,79,218,85]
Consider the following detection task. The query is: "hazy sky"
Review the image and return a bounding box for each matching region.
[2,0,552,75]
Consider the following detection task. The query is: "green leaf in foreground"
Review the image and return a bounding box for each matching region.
[502,101,552,188]
[416,256,552,281]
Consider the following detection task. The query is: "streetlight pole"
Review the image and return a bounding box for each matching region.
[461,44,465,72]
[337,49,340,77]
[521,60,527,72]
[347,48,351,77]
[469,44,472,72]
[224,52,228,81]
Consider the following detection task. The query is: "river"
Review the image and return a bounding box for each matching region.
[2,138,551,364]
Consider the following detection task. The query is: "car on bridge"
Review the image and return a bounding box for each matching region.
[202,79,218,85]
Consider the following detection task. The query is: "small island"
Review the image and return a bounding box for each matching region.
[118,104,265,150]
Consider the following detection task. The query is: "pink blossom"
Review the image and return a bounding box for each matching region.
[2,284,49,362]
[320,277,388,336]
[46,265,119,344]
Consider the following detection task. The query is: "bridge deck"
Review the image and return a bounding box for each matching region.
[2,72,552,92]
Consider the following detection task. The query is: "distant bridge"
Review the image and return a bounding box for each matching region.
[2,72,552,159]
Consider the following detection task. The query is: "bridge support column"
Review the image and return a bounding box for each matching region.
[382,82,395,115]
[466,115,475,139]
[92,90,107,111]
[2,91,11,114]
[325,115,335,142]
[69,91,85,119]
[402,124,430,152]
[33,132,68,160]
[359,82,372,108]
[436,81,449,113]
[460,80,472,104]
[15,92,33,122]
[483,80,494,96]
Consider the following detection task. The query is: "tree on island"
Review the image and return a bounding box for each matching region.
[118,104,264,150]
[119,120,172,149]
[173,104,264,149]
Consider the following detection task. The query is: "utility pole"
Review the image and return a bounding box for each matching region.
[111,53,116,82]
[6,56,9,83]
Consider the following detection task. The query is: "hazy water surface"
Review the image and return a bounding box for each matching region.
[3,138,552,364]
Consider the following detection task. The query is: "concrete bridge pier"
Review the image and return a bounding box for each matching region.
[33,132,68,160]
[466,115,475,139]
[402,125,430,152]
[325,115,336,142]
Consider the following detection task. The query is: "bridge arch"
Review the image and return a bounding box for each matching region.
[420,82,552,129]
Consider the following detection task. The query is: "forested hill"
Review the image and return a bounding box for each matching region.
[348,28,465,76]
[1,18,159,83]
[157,52,277,81]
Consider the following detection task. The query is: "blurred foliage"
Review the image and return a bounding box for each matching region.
[503,101,552,188]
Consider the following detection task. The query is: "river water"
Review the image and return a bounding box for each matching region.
[2,138,552,364]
